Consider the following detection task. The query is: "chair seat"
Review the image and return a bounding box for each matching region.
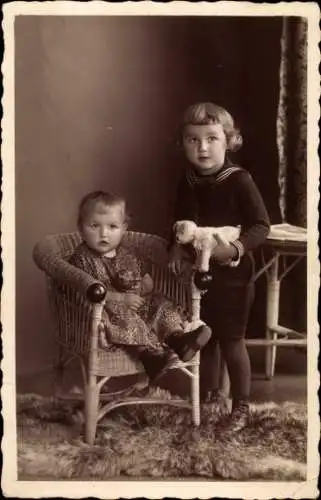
[92,346,145,377]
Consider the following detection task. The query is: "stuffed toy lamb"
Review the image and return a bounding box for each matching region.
[173,220,241,273]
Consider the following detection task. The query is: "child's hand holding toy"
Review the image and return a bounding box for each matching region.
[211,233,238,265]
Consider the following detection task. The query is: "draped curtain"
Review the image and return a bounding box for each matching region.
[276,17,307,331]
[276,16,307,227]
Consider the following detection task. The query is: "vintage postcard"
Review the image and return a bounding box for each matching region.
[1,1,320,498]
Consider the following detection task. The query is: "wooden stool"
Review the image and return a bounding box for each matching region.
[247,223,307,379]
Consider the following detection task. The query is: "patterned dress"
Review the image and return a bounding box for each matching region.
[69,242,185,352]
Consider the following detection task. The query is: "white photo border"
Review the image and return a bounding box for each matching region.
[2,2,320,498]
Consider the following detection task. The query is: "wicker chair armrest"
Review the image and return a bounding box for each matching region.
[33,237,104,299]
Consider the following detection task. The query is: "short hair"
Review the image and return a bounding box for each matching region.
[77,190,130,229]
[181,102,243,152]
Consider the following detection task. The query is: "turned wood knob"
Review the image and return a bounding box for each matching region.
[194,271,213,291]
[86,283,107,303]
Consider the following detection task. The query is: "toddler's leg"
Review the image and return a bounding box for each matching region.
[159,309,212,362]
[159,305,212,362]
[165,325,212,363]
[147,295,211,363]
[122,344,180,384]
[103,307,162,350]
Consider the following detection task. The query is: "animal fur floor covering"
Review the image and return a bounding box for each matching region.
[17,390,307,480]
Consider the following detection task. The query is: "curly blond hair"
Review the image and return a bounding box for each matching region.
[182,102,243,152]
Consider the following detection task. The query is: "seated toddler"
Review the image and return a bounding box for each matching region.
[69,190,212,383]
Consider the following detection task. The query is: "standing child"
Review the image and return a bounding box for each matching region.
[69,191,212,384]
[169,102,270,432]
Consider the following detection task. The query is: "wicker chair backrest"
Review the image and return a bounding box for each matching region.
[34,231,191,353]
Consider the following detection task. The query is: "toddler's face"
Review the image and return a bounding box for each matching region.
[80,203,127,256]
[182,123,227,173]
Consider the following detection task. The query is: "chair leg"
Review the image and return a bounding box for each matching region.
[84,376,99,445]
[191,356,200,426]
[53,345,65,397]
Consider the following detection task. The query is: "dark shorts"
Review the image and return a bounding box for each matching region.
[200,253,255,341]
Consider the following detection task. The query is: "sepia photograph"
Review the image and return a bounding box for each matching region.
[1,1,320,498]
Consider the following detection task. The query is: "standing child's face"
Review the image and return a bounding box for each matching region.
[182,123,227,173]
[80,203,127,256]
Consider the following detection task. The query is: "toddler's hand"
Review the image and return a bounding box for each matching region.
[141,273,154,296]
[211,234,237,265]
[123,292,145,311]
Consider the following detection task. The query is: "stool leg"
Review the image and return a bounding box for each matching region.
[270,332,278,378]
[265,257,280,379]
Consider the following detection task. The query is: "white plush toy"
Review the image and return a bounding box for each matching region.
[173,220,241,272]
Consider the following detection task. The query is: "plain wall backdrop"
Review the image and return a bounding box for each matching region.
[15,16,286,377]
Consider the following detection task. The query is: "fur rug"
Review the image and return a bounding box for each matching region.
[17,390,307,481]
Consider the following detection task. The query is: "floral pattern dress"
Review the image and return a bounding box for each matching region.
[69,242,185,351]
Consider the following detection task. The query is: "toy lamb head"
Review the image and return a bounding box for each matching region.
[174,220,198,245]
[173,220,241,272]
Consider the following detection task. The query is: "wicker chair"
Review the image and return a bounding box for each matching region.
[33,231,206,445]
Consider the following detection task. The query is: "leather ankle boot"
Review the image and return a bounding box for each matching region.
[139,350,181,383]
[216,399,250,434]
[166,325,212,362]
